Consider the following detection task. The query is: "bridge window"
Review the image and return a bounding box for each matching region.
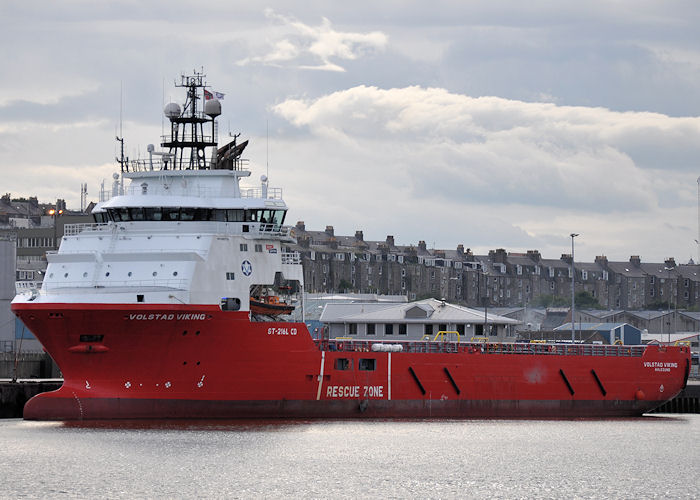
[100,207,287,223]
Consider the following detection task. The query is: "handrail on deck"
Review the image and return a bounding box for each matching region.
[315,338,648,357]
[433,330,460,342]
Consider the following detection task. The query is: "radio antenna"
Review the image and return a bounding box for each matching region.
[266,119,269,180]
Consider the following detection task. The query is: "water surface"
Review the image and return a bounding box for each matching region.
[1,416,698,498]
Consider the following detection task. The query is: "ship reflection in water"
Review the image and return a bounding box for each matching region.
[3,416,699,498]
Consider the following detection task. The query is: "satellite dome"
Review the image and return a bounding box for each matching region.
[164,102,181,120]
[204,98,221,117]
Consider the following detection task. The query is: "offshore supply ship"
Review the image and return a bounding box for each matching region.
[12,72,691,420]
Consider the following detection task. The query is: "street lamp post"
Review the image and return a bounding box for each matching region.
[664,265,673,343]
[570,233,579,343]
[48,207,64,249]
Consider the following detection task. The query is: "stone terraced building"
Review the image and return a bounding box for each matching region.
[285,222,699,312]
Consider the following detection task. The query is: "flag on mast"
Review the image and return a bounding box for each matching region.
[204,89,225,100]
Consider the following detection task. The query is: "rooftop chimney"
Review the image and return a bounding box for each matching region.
[325,225,334,237]
[527,250,541,262]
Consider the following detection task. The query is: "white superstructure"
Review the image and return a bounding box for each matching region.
[14,71,303,313]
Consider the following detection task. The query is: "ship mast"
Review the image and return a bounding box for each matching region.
[161,70,219,170]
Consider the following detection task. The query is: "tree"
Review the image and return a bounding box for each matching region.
[337,279,354,292]
[575,291,602,309]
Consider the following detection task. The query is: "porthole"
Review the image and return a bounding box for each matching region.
[128,271,132,277]
[49,273,54,278]
[64,273,68,278]
[152,271,157,277]
[173,271,178,277]
[105,272,110,277]
[83,272,88,278]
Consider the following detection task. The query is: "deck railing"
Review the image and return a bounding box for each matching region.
[63,222,293,239]
[315,339,649,357]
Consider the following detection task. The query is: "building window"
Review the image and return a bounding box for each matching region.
[685,279,690,287]
[650,276,655,284]
[399,324,407,335]
[517,265,522,275]
[582,270,588,280]
[367,323,375,335]
[240,243,248,251]
[550,281,555,290]
[385,324,393,335]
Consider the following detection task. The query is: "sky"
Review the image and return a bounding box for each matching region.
[1,1,700,264]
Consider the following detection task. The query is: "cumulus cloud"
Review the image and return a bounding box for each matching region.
[237,10,388,72]
[274,85,700,210]
[270,85,700,260]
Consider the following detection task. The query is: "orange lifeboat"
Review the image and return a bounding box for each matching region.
[249,295,295,316]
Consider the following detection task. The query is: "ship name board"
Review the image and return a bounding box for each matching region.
[127,313,207,321]
[326,385,384,398]
[643,361,678,372]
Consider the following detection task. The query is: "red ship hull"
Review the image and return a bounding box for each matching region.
[13,303,691,420]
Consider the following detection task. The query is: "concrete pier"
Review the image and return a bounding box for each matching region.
[651,381,700,414]
[0,380,62,418]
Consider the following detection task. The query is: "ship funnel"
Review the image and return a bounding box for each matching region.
[164,102,181,120]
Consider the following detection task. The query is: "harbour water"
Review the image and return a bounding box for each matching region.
[1,415,699,499]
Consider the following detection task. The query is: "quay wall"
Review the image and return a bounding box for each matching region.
[0,381,61,418]
[651,381,700,414]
